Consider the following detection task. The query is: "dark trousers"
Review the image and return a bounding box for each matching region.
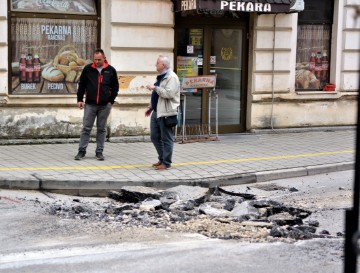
[78,103,111,153]
[150,111,174,167]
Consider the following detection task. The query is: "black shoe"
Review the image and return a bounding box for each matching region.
[75,151,86,160]
[96,152,105,161]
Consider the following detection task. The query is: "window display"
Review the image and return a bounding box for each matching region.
[296,25,330,90]
[295,0,333,91]
[10,18,98,94]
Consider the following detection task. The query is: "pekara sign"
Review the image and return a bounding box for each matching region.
[181,75,217,89]
[176,0,291,13]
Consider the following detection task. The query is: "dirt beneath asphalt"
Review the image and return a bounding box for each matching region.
[1,185,348,245]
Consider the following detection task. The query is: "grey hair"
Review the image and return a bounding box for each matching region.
[158,55,170,69]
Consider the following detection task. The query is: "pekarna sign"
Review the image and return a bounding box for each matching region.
[177,0,290,13]
[182,75,217,89]
[220,1,272,12]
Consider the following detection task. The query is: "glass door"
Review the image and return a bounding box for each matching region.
[210,28,243,127]
[175,26,246,133]
[176,28,204,125]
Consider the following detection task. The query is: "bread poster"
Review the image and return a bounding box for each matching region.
[296,25,331,91]
[11,17,97,94]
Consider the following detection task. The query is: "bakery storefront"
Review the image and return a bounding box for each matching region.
[1,0,359,140]
[173,0,358,132]
[173,0,303,133]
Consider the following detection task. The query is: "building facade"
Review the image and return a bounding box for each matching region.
[0,0,359,139]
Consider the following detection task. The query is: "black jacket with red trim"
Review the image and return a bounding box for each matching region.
[77,60,119,106]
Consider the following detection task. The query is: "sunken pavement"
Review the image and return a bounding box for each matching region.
[44,185,343,242]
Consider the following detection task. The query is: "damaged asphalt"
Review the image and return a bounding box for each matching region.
[46,184,336,241]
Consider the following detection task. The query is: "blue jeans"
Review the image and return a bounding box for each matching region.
[78,103,111,153]
[150,111,174,167]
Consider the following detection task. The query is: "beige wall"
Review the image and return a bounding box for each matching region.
[105,0,175,135]
[0,3,8,102]
[340,0,360,91]
[0,0,359,139]
[248,0,359,130]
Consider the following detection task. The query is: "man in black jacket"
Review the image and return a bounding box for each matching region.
[75,49,119,161]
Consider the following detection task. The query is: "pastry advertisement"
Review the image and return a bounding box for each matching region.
[11,17,97,94]
[296,25,330,90]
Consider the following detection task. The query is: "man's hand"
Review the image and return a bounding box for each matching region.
[77,102,85,109]
[146,84,155,91]
[145,108,152,117]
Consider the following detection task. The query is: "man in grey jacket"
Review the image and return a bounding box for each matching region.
[145,55,180,170]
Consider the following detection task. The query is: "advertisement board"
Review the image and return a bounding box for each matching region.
[176,56,199,93]
[10,17,97,94]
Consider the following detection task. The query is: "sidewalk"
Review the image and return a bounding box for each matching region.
[0,128,355,196]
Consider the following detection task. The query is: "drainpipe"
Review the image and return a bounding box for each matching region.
[270,14,278,130]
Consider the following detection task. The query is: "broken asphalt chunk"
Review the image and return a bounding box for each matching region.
[120,186,162,202]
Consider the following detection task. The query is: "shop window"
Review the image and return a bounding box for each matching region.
[295,0,334,91]
[9,0,99,95]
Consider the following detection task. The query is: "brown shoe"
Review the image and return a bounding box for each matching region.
[155,164,169,170]
[152,161,162,167]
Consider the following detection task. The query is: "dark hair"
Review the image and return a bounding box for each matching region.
[94,48,105,56]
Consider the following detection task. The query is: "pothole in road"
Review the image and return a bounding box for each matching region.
[250,183,291,192]
[35,185,344,242]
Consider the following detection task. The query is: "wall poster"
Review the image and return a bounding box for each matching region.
[295,25,330,90]
[10,17,98,94]
[176,56,199,92]
[177,56,198,80]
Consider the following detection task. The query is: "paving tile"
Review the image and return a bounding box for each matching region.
[0,129,355,189]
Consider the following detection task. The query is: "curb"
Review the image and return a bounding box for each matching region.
[255,162,354,182]
[0,162,354,196]
[249,126,355,135]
